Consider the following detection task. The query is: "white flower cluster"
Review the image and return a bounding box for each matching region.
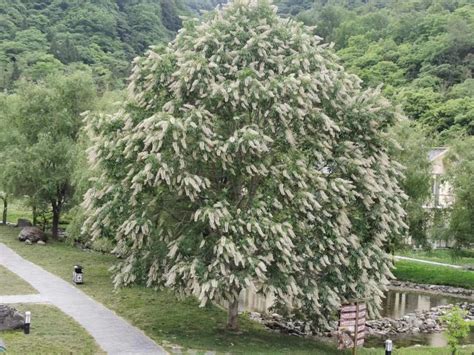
[82,0,407,329]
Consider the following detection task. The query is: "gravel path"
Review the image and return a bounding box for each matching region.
[395,255,463,269]
[0,243,167,354]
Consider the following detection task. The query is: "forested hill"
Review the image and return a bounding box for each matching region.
[1,0,472,135]
[275,0,474,136]
[0,0,223,91]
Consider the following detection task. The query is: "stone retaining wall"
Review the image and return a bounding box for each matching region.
[390,280,474,298]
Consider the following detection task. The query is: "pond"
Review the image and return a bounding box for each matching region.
[366,289,474,348]
[381,289,464,319]
[236,288,474,348]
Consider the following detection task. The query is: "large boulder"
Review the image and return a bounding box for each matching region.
[18,227,46,243]
[0,305,24,331]
[16,219,32,228]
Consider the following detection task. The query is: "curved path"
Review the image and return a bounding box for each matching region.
[395,255,463,269]
[0,243,167,355]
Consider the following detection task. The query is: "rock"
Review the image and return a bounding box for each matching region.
[18,227,46,243]
[271,313,283,320]
[0,305,25,331]
[16,219,32,228]
[413,319,423,328]
[425,319,437,329]
[391,280,474,297]
[37,240,46,245]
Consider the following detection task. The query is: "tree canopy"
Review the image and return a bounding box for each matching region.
[82,0,406,330]
[278,0,474,137]
[0,72,97,237]
[0,0,189,91]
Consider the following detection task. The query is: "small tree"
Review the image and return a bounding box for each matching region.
[441,306,469,355]
[0,72,96,237]
[83,0,406,330]
[0,192,7,225]
[390,120,432,248]
[445,137,474,249]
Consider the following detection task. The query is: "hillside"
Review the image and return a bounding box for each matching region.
[276,0,474,136]
[0,0,210,90]
[1,0,472,135]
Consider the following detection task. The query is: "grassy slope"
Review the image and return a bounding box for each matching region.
[0,304,103,354]
[0,225,338,354]
[399,249,474,267]
[393,260,474,289]
[0,265,37,295]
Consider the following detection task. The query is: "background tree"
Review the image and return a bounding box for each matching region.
[0,72,96,237]
[280,0,474,137]
[67,90,126,248]
[390,121,432,247]
[0,0,191,91]
[0,192,7,225]
[447,137,474,249]
[82,0,406,331]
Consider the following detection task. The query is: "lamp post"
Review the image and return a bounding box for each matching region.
[24,311,31,335]
[73,265,83,284]
[385,339,393,355]
[0,338,6,352]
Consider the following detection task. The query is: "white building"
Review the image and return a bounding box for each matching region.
[424,147,454,209]
[423,148,454,248]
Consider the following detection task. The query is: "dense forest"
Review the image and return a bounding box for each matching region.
[0,0,224,90]
[274,0,474,137]
[1,0,472,135]
[0,0,473,247]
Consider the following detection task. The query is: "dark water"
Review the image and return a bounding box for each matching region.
[238,288,474,348]
[381,289,464,319]
[365,289,473,348]
[365,326,474,348]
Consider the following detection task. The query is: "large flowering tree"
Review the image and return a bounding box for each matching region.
[82,0,406,330]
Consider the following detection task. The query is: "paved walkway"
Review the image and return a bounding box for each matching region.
[0,243,167,355]
[395,255,463,269]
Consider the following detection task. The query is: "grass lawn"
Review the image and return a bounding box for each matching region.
[1,225,473,354]
[4,199,32,225]
[0,225,339,354]
[361,345,474,354]
[393,259,474,289]
[399,249,474,267]
[0,304,102,354]
[0,265,37,295]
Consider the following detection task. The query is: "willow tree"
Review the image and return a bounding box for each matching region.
[1,73,96,237]
[83,0,406,330]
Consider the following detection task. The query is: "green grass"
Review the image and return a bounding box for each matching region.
[0,225,339,354]
[0,265,37,295]
[4,199,32,225]
[0,303,102,354]
[399,249,474,267]
[394,259,474,289]
[1,225,473,354]
[360,345,474,354]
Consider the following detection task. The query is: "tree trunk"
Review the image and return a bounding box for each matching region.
[32,205,37,226]
[51,202,61,239]
[2,197,7,225]
[227,297,239,331]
